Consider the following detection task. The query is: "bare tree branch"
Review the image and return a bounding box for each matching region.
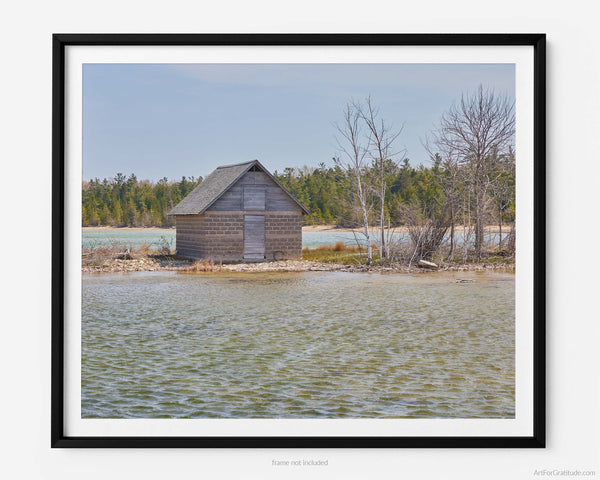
[429,85,515,259]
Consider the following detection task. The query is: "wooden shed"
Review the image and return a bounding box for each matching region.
[168,160,309,262]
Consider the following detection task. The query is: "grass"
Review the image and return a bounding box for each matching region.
[82,240,514,271]
[82,244,136,267]
[82,241,180,267]
[302,242,363,264]
[180,259,223,272]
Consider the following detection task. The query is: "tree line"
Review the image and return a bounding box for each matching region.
[82,157,514,233]
[82,173,201,227]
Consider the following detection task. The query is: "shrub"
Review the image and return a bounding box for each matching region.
[333,241,346,251]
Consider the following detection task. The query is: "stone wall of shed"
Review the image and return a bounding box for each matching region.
[264,212,302,260]
[175,211,302,261]
[175,212,243,261]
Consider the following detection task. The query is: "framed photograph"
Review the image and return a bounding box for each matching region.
[52,33,545,448]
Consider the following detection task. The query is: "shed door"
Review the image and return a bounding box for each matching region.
[243,215,265,260]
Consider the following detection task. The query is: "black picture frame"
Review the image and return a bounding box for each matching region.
[52,33,546,448]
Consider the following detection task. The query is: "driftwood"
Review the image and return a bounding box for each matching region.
[417,259,438,269]
[114,249,133,260]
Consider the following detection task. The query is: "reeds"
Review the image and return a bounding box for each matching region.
[82,244,137,267]
[302,242,361,263]
[82,240,174,267]
[180,259,223,272]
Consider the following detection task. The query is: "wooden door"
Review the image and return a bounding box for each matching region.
[243,215,265,260]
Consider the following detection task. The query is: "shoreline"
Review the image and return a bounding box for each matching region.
[82,257,515,274]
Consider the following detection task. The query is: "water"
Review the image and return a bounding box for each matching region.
[82,227,503,250]
[83,228,176,251]
[302,230,363,247]
[80,228,357,250]
[82,271,515,419]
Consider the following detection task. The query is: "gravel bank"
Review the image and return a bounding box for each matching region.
[82,257,514,274]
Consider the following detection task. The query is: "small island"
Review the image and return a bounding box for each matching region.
[82,225,514,274]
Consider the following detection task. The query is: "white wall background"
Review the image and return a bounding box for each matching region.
[0,1,598,478]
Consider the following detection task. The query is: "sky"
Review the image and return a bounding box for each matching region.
[82,63,515,181]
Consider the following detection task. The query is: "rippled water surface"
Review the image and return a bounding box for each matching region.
[82,271,514,418]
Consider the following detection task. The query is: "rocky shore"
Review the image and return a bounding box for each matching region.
[82,256,515,274]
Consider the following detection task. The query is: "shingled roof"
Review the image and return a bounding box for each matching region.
[168,160,310,215]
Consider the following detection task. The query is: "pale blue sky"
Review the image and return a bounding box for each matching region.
[82,63,515,181]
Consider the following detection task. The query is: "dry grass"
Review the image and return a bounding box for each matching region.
[302,243,362,263]
[332,241,347,251]
[137,243,153,256]
[82,242,174,268]
[82,245,136,267]
[180,259,223,272]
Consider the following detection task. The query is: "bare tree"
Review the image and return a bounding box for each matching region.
[441,154,462,260]
[430,85,515,259]
[360,96,403,260]
[487,146,516,250]
[422,146,462,261]
[402,203,450,263]
[456,165,475,263]
[335,103,373,265]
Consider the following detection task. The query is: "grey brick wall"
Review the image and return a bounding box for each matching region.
[175,211,302,262]
[264,213,302,260]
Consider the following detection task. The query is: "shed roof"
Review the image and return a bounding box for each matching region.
[168,160,310,215]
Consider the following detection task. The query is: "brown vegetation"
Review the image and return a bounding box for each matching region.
[82,241,514,274]
[82,243,193,273]
[180,260,224,273]
[301,242,362,263]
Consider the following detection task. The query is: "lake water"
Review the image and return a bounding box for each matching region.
[81,228,368,249]
[82,271,515,419]
[82,227,503,250]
